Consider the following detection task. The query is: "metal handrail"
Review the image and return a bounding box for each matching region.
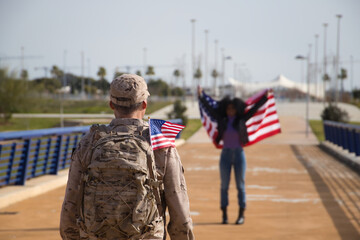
[323,120,360,157]
[0,126,90,186]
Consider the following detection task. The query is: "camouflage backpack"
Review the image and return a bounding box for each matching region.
[78,124,164,239]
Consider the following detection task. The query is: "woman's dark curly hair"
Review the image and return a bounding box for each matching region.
[218,96,246,118]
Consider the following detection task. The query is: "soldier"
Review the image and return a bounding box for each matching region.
[60,74,194,240]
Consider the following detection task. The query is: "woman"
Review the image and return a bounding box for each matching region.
[198,86,269,225]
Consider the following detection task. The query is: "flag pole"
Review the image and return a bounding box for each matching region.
[148,116,153,149]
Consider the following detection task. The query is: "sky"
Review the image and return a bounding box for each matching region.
[0,0,359,91]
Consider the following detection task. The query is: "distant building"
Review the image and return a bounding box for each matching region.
[226,74,324,100]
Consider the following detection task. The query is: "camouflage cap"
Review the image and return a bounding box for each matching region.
[110,74,150,107]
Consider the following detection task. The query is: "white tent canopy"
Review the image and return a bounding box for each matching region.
[228,74,324,99]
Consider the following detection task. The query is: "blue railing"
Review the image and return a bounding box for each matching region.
[0,126,90,186]
[323,120,360,157]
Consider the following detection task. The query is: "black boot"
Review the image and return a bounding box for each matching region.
[235,208,245,225]
[221,207,228,224]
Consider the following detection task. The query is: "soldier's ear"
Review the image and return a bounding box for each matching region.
[109,101,115,110]
[142,101,147,110]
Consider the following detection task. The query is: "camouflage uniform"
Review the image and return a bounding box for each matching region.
[60,118,194,240]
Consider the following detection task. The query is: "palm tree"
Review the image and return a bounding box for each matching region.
[50,65,63,79]
[322,73,330,102]
[173,69,180,86]
[97,67,106,80]
[146,66,155,81]
[194,68,202,82]
[338,68,347,101]
[20,69,28,80]
[211,69,219,93]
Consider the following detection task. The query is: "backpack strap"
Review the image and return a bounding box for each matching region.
[146,147,164,217]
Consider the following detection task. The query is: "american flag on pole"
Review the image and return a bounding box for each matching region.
[149,119,185,150]
[199,89,281,148]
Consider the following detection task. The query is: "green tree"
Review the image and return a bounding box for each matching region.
[50,65,63,79]
[147,79,170,96]
[171,87,184,97]
[167,100,188,125]
[322,73,330,101]
[97,67,109,94]
[0,69,28,122]
[32,77,62,94]
[173,69,180,86]
[136,70,142,76]
[352,88,360,100]
[338,68,347,100]
[65,73,82,94]
[21,69,28,80]
[146,66,155,80]
[211,69,219,89]
[194,68,202,80]
[321,104,349,123]
[96,79,110,94]
[97,67,106,80]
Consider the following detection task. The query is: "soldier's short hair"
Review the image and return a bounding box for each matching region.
[112,99,143,115]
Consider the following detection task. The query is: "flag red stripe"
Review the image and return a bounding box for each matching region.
[246,111,279,128]
[246,128,281,146]
[247,119,281,136]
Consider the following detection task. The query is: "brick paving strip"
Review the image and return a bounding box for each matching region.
[0,116,359,239]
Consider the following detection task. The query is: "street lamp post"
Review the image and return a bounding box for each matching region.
[204,30,209,88]
[295,44,312,138]
[191,19,196,99]
[350,55,354,100]
[335,14,342,104]
[143,48,147,79]
[323,23,328,105]
[214,39,219,95]
[314,34,319,98]
[81,51,85,99]
[221,48,232,97]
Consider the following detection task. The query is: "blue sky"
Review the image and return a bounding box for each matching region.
[0,0,359,90]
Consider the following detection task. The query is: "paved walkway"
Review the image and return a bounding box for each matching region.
[1,115,360,239]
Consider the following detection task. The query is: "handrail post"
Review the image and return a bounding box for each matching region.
[31,139,41,178]
[17,139,31,185]
[51,135,63,175]
[6,143,16,185]
[348,129,355,154]
[355,130,360,157]
[61,135,71,170]
[342,127,348,152]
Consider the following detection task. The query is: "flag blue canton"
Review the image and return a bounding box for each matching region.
[200,92,218,121]
[150,119,165,135]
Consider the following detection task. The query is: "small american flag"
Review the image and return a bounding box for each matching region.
[149,119,185,150]
[199,89,281,148]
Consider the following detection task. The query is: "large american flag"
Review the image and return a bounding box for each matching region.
[149,119,185,150]
[199,89,281,148]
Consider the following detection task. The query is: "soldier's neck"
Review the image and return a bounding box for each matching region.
[114,110,145,120]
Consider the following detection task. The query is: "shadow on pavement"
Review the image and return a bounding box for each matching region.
[291,145,360,240]
[193,222,223,226]
[0,228,59,232]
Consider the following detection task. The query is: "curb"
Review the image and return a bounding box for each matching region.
[319,141,360,176]
[0,169,69,209]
